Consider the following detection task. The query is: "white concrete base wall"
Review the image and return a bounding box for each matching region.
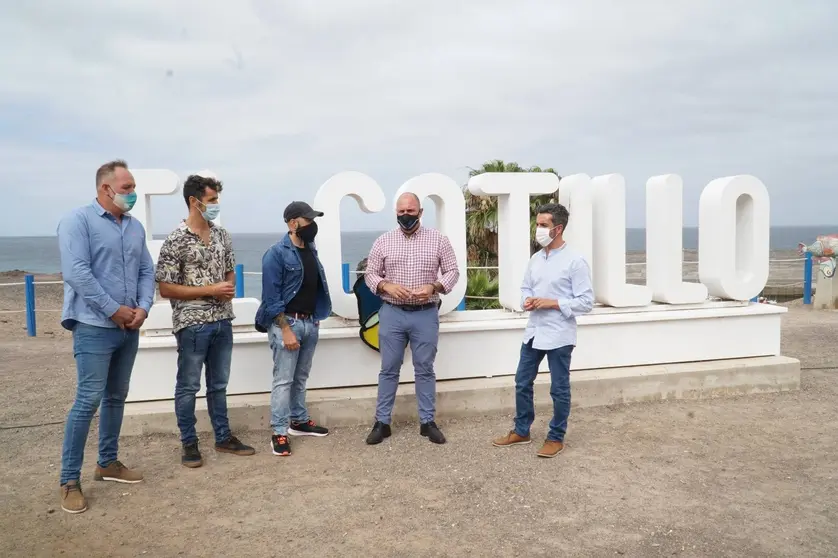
[129,300,787,403]
[121,355,801,436]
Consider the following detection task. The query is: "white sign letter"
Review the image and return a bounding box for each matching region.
[591,174,653,307]
[558,174,594,277]
[313,171,386,320]
[467,172,559,311]
[395,173,468,316]
[132,169,181,263]
[698,175,770,301]
[646,174,708,304]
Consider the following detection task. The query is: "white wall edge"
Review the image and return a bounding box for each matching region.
[128,301,786,402]
[139,302,787,347]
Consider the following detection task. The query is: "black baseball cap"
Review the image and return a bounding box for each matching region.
[283,201,324,222]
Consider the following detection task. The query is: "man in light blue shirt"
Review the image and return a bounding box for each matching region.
[56,160,155,514]
[492,202,594,458]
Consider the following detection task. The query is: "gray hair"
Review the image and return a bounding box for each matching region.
[95,159,128,187]
[536,202,569,230]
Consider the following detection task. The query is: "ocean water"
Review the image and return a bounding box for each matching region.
[0,231,381,298]
[0,227,828,298]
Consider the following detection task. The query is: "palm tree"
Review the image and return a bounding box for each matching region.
[463,160,561,309]
[465,160,560,258]
[464,269,501,310]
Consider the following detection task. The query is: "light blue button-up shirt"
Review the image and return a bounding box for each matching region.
[521,243,595,350]
[57,200,155,330]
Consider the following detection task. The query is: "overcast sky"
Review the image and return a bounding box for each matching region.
[1,0,835,237]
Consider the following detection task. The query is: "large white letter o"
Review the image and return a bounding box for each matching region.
[698,175,770,301]
[395,173,467,315]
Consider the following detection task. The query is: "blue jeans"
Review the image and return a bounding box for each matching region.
[60,323,139,485]
[268,317,319,435]
[174,319,233,445]
[375,303,439,425]
[513,341,574,442]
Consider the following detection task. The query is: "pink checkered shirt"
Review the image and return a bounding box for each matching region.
[365,226,460,306]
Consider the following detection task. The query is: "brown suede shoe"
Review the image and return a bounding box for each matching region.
[94,460,143,484]
[60,481,87,514]
[492,431,532,447]
[537,440,564,458]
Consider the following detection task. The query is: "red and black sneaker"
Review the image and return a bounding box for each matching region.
[271,435,291,456]
[288,420,329,437]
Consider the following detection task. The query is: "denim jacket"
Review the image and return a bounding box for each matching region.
[255,233,332,333]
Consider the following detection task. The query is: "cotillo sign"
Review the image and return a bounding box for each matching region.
[131,170,769,320]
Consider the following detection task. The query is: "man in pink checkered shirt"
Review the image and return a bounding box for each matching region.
[363,192,460,445]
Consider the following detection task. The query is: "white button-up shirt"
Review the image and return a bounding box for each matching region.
[521,243,594,350]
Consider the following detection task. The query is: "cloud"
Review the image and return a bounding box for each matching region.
[0,0,835,236]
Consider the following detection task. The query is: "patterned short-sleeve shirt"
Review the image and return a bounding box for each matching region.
[155,221,236,333]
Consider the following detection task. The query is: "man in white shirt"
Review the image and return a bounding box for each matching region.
[492,202,594,458]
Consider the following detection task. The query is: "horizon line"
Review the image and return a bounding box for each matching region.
[0,224,832,239]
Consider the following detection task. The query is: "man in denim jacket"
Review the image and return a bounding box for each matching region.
[255,201,332,456]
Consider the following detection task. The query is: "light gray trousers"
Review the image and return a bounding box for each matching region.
[374,303,439,424]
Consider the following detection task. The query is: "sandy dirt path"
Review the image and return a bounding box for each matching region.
[0,285,836,557]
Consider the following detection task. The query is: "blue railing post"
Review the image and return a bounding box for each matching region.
[803,252,813,305]
[234,264,244,298]
[456,298,466,311]
[24,274,36,337]
[342,263,351,294]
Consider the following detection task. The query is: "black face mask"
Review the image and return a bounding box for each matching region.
[295,221,318,244]
[397,213,419,231]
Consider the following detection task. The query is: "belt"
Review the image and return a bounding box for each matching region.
[387,302,437,312]
[285,312,311,320]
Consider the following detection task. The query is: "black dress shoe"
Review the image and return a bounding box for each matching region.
[366,421,392,445]
[420,421,446,444]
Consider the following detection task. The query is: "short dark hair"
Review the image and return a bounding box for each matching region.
[95,159,128,187]
[182,174,223,207]
[536,202,569,231]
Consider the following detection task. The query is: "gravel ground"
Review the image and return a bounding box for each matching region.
[0,280,836,557]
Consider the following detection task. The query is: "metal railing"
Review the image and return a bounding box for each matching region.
[0,253,817,337]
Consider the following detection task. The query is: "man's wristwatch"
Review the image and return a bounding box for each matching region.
[432,282,444,294]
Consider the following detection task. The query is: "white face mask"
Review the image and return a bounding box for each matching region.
[535,226,554,247]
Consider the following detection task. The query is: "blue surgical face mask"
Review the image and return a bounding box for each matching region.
[110,189,137,212]
[200,202,221,221]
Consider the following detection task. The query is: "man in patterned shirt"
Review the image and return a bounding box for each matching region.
[363,192,460,445]
[155,174,255,468]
